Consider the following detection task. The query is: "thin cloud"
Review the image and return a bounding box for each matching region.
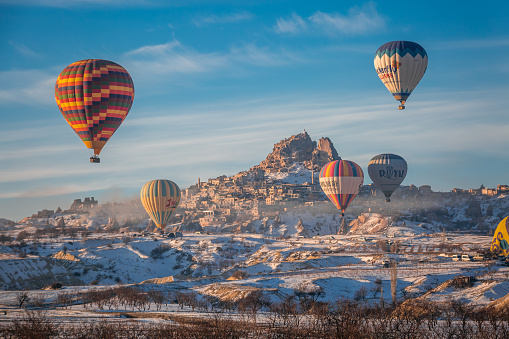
[8,41,41,58]
[275,2,385,36]
[274,14,308,34]
[430,38,509,50]
[193,11,254,26]
[125,40,181,57]
[1,184,100,199]
[0,145,79,161]
[122,40,299,80]
[229,43,301,66]
[122,40,227,76]
[309,2,385,35]
[0,69,55,106]
[0,124,61,143]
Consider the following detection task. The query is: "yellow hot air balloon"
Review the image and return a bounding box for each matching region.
[491,216,509,256]
[140,179,181,231]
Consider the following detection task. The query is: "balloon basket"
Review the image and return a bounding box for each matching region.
[398,105,405,110]
[90,156,100,163]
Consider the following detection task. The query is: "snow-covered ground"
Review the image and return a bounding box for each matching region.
[0,224,507,325]
[1,186,508,327]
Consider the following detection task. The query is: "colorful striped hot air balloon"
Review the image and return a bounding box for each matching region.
[140,179,181,231]
[368,153,407,202]
[55,59,134,163]
[491,217,509,256]
[374,41,427,109]
[319,160,364,217]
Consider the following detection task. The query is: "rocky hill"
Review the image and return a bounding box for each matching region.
[250,132,340,173]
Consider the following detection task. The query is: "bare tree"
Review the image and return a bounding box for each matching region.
[237,290,269,323]
[12,310,58,338]
[55,291,73,309]
[390,262,398,306]
[16,291,30,309]
[30,294,46,309]
[148,290,165,311]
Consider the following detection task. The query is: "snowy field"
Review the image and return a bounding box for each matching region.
[0,220,508,328]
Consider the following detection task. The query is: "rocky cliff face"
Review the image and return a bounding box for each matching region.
[251,132,340,173]
[306,137,341,171]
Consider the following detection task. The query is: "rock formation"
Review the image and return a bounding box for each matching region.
[305,137,341,171]
[251,132,340,173]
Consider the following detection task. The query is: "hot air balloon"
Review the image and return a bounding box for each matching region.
[319,160,364,217]
[368,154,407,202]
[55,59,134,163]
[140,179,181,231]
[491,216,509,256]
[374,41,427,109]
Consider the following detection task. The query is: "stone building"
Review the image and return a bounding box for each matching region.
[70,197,98,211]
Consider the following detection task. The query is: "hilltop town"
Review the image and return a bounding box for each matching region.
[8,132,509,238]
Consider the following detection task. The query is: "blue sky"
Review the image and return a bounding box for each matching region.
[1,0,509,221]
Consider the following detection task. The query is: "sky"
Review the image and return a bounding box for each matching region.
[1,0,509,221]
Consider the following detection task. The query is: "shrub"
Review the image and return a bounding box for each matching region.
[50,282,62,290]
[150,244,171,259]
[354,286,368,301]
[0,234,13,243]
[230,270,249,280]
[451,276,475,289]
[16,231,30,242]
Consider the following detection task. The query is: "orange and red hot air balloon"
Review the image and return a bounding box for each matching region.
[55,59,134,163]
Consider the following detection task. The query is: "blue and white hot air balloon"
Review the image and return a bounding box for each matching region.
[374,41,428,109]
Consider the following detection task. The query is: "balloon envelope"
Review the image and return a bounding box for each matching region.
[55,59,134,156]
[319,160,364,216]
[374,41,427,109]
[140,179,181,230]
[368,153,407,202]
[491,216,509,256]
